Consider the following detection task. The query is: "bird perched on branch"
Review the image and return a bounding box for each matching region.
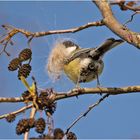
[47,38,124,86]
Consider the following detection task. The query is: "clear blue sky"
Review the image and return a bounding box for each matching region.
[0,1,140,139]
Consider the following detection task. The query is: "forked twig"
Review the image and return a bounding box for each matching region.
[0,21,104,55]
[65,94,109,134]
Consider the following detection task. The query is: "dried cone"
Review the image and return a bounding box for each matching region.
[8,58,21,71]
[38,91,57,115]
[16,119,29,135]
[35,118,46,134]
[45,102,57,116]
[5,114,16,123]
[67,132,77,140]
[18,64,31,79]
[53,128,64,139]
[38,92,49,110]
[22,90,33,102]
[19,48,32,62]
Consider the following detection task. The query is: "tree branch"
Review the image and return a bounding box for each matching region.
[0,85,140,122]
[111,1,140,12]
[93,0,140,49]
[65,94,109,134]
[0,85,140,104]
[123,11,140,26]
[0,104,32,119]
[24,107,36,140]
[0,21,104,55]
[54,85,140,101]
[0,97,23,103]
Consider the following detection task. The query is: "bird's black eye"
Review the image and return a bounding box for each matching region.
[63,40,79,48]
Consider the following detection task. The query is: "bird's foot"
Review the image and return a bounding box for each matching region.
[71,84,83,99]
[96,85,103,96]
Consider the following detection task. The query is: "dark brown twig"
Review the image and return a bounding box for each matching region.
[123,11,140,26]
[65,94,109,134]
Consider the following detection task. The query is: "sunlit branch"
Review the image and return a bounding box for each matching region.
[24,107,36,140]
[0,21,104,55]
[0,97,24,103]
[0,104,33,119]
[0,85,140,104]
[55,85,140,101]
[93,0,140,49]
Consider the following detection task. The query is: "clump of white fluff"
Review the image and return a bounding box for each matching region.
[46,38,76,81]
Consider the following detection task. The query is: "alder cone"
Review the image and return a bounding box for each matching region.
[19,48,32,62]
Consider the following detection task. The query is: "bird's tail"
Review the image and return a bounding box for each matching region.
[90,38,124,59]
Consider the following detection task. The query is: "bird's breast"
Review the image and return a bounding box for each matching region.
[64,58,81,84]
[64,58,104,84]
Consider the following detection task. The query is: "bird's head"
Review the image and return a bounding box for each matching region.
[46,39,80,81]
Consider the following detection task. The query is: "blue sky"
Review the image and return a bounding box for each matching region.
[0,1,140,139]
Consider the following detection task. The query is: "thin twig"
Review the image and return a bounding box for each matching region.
[121,3,140,12]
[0,21,104,55]
[23,77,37,139]
[0,104,33,119]
[65,94,109,134]
[110,1,140,12]
[24,107,37,140]
[123,11,140,26]
[46,115,54,136]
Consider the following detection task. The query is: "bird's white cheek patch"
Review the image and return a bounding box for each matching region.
[66,46,77,55]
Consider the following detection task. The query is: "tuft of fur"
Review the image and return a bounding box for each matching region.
[46,38,76,81]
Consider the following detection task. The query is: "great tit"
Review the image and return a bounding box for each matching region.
[47,38,124,85]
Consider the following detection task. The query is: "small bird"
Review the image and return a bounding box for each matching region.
[47,38,124,85]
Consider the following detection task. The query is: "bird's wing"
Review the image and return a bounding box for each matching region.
[65,38,124,64]
[64,48,93,64]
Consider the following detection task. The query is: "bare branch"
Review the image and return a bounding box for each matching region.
[0,85,140,104]
[0,21,104,55]
[93,0,140,49]
[0,104,33,119]
[111,1,140,12]
[33,20,104,37]
[24,107,37,140]
[0,97,24,103]
[123,4,140,12]
[54,85,140,101]
[65,94,109,134]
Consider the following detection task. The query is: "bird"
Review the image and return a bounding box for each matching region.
[47,38,124,86]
